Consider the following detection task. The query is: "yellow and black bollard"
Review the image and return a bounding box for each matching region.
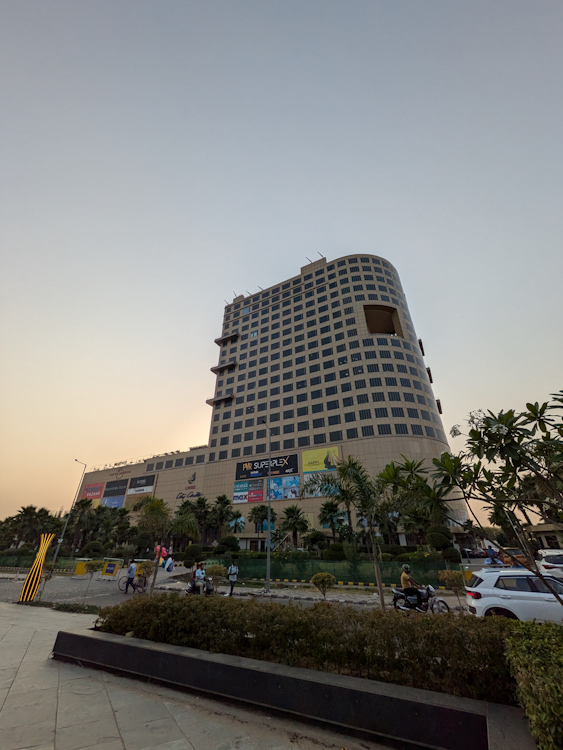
[19,533,56,603]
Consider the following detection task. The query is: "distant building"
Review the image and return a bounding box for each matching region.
[78,253,468,548]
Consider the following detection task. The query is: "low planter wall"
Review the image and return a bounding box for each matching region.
[53,628,535,750]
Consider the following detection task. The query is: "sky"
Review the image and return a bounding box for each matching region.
[1,1,562,520]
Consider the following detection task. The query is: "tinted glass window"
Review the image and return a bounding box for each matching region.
[466,575,483,588]
[494,577,534,592]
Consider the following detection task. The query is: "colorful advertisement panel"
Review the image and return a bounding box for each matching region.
[234,479,263,504]
[81,482,105,501]
[127,475,156,495]
[267,475,301,500]
[302,446,340,474]
[103,479,129,497]
[101,496,125,509]
[235,454,298,480]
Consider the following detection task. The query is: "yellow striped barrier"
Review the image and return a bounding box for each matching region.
[19,534,55,603]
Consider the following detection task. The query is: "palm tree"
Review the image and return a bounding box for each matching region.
[302,456,387,610]
[281,505,309,548]
[212,494,233,540]
[134,497,198,594]
[317,500,342,542]
[248,505,277,550]
[230,510,245,534]
[192,497,212,545]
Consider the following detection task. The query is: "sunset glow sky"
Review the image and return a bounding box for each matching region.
[1,2,562,520]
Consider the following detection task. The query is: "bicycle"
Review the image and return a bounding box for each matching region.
[118,574,147,594]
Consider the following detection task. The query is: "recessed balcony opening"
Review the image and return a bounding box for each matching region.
[363,305,403,337]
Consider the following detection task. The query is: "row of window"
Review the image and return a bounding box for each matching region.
[214,384,432,419]
[225,275,403,321]
[226,257,400,312]
[225,291,405,329]
[146,454,205,471]
[207,423,443,462]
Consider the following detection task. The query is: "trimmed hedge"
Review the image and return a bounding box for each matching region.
[98,594,515,703]
[506,622,563,750]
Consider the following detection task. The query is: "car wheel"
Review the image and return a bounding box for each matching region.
[485,608,519,620]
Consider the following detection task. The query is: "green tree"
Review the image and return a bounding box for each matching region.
[192,497,213,546]
[317,500,343,542]
[248,505,277,550]
[211,494,233,539]
[281,505,309,548]
[230,510,245,534]
[302,457,387,609]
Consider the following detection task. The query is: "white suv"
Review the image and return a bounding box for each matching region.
[536,549,563,580]
[466,568,563,622]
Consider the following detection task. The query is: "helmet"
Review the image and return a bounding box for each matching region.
[402,564,410,572]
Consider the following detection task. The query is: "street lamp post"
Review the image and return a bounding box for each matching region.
[52,459,87,564]
[259,418,273,594]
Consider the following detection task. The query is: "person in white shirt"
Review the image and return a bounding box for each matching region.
[227,559,239,596]
[195,562,206,594]
[125,561,137,593]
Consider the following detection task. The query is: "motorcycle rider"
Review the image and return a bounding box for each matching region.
[195,562,206,594]
[400,564,423,610]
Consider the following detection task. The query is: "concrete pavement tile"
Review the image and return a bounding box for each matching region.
[2,686,58,711]
[0,668,19,689]
[138,741,193,750]
[112,699,171,732]
[55,718,121,750]
[57,690,114,729]
[0,695,58,729]
[1,720,55,750]
[74,743,124,750]
[120,717,185,750]
[59,677,105,696]
[9,668,60,694]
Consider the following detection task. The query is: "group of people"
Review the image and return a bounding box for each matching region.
[193,559,239,596]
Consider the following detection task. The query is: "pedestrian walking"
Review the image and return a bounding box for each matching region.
[125,560,137,593]
[227,559,239,596]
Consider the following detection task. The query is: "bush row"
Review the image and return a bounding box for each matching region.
[505,621,563,750]
[98,594,515,704]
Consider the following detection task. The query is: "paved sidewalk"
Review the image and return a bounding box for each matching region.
[0,602,384,750]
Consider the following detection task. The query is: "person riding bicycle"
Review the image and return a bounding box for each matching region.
[125,560,137,594]
[400,564,423,609]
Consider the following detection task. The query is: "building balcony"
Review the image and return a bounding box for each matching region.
[206,389,234,407]
[214,331,239,346]
[210,360,237,375]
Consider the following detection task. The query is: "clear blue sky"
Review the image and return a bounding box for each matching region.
[1,1,562,517]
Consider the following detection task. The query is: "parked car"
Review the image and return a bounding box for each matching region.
[465,568,563,622]
[462,548,486,559]
[498,548,529,566]
[536,550,563,579]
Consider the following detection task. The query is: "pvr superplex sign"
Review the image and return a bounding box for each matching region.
[235,454,298,480]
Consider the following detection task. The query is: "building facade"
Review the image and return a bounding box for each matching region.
[77,253,467,547]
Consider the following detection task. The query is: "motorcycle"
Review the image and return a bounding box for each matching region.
[392,584,449,614]
[186,576,215,596]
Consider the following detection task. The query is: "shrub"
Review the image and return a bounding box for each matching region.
[184,544,203,562]
[212,545,228,556]
[310,572,336,599]
[506,622,563,750]
[380,553,395,562]
[322,542,346,561]
[206,564,227,581]
[442,547,462,563]
[219,536,240,552]
[426,525,453,551]
[380,544,417,556]
[98,594,517,704]
[80,541,104,558]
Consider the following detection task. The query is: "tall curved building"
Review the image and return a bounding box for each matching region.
[77,253,467,545]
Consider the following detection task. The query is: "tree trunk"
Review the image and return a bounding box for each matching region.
[369,530,386,611]
[150,541,161,595]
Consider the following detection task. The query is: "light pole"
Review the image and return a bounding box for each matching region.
[259,418,273,593]
[52,459,87,564]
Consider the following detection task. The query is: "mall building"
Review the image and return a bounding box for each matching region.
[77,253,468,549]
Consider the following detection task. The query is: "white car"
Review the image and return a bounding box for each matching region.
[465,568,563,622]
[536,549,563,579]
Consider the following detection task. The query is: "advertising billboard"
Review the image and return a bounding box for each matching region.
[302,446,339,474]
[233,479,263,504]
[101,496,125,509]
[127,475,156,495]
[81,482,105,501]
[235,454,298,480]
[267,475,301,500]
